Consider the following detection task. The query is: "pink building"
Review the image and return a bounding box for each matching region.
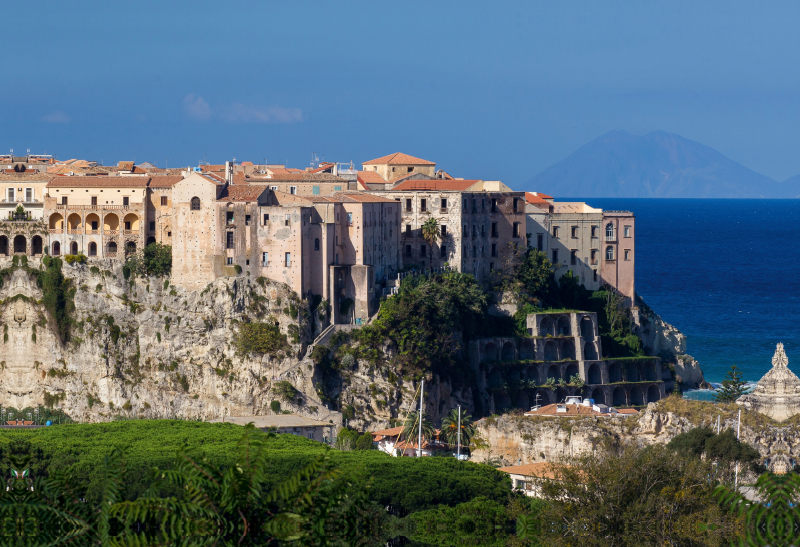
[600,211,635,304]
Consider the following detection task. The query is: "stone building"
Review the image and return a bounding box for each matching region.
[361,152,437,187]
[526,192,636,303]
[371,179,527,282]
[738,343,800,422]
[468,312,664,413]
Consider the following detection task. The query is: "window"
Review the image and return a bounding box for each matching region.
[290,186,297,195]
[227,257,233,265]
[285,214,290,227]
[491,222,498,237]
[7,188,14,202]
[606,246,615,260]
[405,224,411,234]
[441,225,447,237]
[472,245,476,256]
[624,225,631,237]
[440,198,447,210]
[334,186,342,191]
[624,249,631,260]
[440,244,447,258]
[571,249,577,265]
[245,215,251,226]
[605,223,615,240]
[472,199,477,212]
[91,196,97,206]
[472,225,477,237]
[571,226,578,238]
[481,198,485,210]
[167,231,171,237]
[25,188,32,202]
[591,225,598,238]
[552,249,558,262]
[553,226,560,238]
[513,222,520,238]
[190,197,200,210]
[124,221,131,230]
[491,243,497,257]
[246,260,249,266]
[481,224,486,237]
[285,252,291,266]
[405,244,411,256]
[61,196,67,205]
[489,262,494,271]
[347,212,353,225]
[226,211,234,224]
[262,252,268,266]
[312,186,320,195]
[161,196,168,206]
[463,224,467,236]
[491,199,497,212]
[513,198,519,213]
[149,221,155,231]
[591,249,598,265]
[407,166,414,173]
[537,233,544,251]
[464,199,467,209]
[226,232,234,249]
[314,238,320,251]
[123,196,129,206]
[263,213,269,224]
[91,221,98,230]
[270,186,277,191]
[593,270,598,282]
[405,198,412,212]
[420,245,427,257]
[421,198,427,212]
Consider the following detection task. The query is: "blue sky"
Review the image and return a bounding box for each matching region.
[3,1,800,185]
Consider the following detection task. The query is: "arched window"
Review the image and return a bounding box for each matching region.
[314,238,320,251]
[606,246,614,260]
[190,197,200,211]
[88,242,97,256]
[52,241,60,256]
[605,222,614,239]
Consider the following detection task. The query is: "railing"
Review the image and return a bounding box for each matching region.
[87,230,99,235]
[105,252,117,258]
[67,229,81,234]
[54,204,131,210]
[104,230,118,235]
[605,235,616,242]
[1,199,39,203]
[48,228,61,234]
[123,230,136,235]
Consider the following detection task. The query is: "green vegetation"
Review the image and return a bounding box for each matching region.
[37,256,76,343]
[402,410,435,445]
[63,253,87,265]
[407,497,513,546]
[440,407,476,449]
[421,217,441,247]
[713,364,750,402]
[272,380,299,402]
[668,427,763,473]
[123,242,172,278]
[335,427,374,450]
[235,319,289,357]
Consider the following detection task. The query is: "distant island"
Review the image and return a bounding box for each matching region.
[526,130,800,198]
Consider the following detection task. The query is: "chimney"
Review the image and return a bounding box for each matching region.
[225,161,233,185]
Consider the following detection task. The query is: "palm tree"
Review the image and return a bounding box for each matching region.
[440,408,476,448]
[421,217,441,248]
[402,411,435,445]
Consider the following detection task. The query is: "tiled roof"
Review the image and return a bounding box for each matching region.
[363,152,435,166]
[246,173,347,183]
[530,192,553,199]
[147,176,184,188]
[201,165,226,172]
[269,191,314,206]
[306,192,397,204]
[496,462,566,480]
[357,171,386,186]
[0,173,54,182]
[371,425,404,438]
[525,404,602,417]
[391,179,481,191]
[217,185,269,202]
[309,162,336,173]
[47,176,150,188]
[118,161,135,171]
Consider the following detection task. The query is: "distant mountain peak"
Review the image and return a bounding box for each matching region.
[526,130,786,198]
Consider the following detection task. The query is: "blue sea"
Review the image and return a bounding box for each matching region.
[581,199,800,387]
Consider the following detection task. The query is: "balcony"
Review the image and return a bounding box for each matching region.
[104,230,118,235]
[54,204,131,210]
[123,230,136,236]
[605,235,616,242]
[67,229,81,235]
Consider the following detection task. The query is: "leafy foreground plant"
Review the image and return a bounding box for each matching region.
[0,425,378,547]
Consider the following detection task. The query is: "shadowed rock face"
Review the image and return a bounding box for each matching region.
[0,269,57,408]
[738,343,800,422]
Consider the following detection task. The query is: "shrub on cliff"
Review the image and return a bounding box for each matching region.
[36,256,75,343]
[123,242,172,278]
[235,319,289,358]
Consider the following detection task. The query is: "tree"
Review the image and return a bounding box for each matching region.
[439,408,476,449]
[402,410,435,446]
[713,364,750,403]
[421,217,441,248]
[235,319,289,357]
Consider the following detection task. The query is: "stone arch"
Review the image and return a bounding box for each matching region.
[631,386,644,406]
[13,235,26,254]
[31,235,42,256]
[546,365,560,381]
[495,392,512,413]
[626,362,639,382]
[125,241,136,255]
[516,390,530,410]
[85,213,100,231]
[587,363,602,385]
[609,362,622,383]
[123,213,139,231]
[591,387,605,405]
[487,368,503,389]
[520,339,534,360]
[67,213,81,230]
[70,241,78,255]
[525,366,539,384]
[49,213,64,230]
[482,342,498,363]
[88,241,97,257]
[107,241,117,255]
[544,341,558,361]
[644,361,657,382]
[647,385,661,404]
[612,386,626,407]
[539,317,554,336]
[506,367,521,382]
[583,342,598,360]
[104,213,119,231]
[557,316,571,336]
[51,241,60,256]
[146,236,156,246]
[580,316,594,340]
[561,339,575,360]
[0,236,7,256]
[555,387,569,403]
[191,196,201,210]
[501,341,516,361]
[565,363,579,382]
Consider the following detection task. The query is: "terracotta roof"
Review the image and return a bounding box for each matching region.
[309,162,336,173]
[0,173,53,182]
[530,192,553,199]
[147,176,184,188]
[118,161,135,171]
[240,161,253,166]
[217,185,269,202]
[391,179,481,191]
[371,425,405,437]
[357,171,386,186]
[200,165,226,172]
[525,404,603,417]
[47,176,149,188]
[269,191,314,206]
[306,192,397,204]
[363,152,435,166]
[615,408,639,415]
[496,462,567,481]
[246,173,346,183]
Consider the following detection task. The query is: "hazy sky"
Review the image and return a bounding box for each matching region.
[4,1,800,185]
